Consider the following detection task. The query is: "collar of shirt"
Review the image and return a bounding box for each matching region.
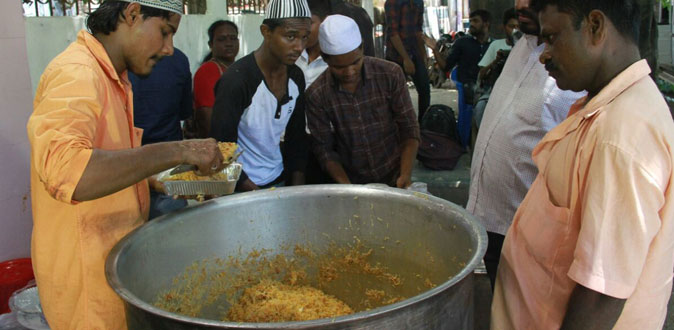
[299,50,325,67]
[534,59,651,157]
[326,56,374,91]
[78,30,130,89]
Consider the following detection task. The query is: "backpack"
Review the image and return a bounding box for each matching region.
[417,105,465,170]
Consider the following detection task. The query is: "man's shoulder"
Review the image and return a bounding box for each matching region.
[220,54,260,86]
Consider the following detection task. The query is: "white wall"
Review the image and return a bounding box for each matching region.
[0,0,34,262]
[25,13,265,93]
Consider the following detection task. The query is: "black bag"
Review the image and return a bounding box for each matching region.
[417,105,465,170]
[419,104,461,143]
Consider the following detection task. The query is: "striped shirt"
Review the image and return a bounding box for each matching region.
[466,35,585,235]
[305,57,420,183]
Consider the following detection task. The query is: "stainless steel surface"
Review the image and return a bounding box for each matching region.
[158,163,242,196]
[168,164,198,176]
[106,185,487,329]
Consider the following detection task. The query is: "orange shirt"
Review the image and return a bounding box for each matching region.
[491,60,674,330]
[27,30,149,330]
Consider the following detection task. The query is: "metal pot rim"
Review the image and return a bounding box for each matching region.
[105,184,487,328]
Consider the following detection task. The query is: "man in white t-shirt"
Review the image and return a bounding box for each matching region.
[478,8,518,80]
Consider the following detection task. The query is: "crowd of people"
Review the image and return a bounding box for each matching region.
[24,0,674,328]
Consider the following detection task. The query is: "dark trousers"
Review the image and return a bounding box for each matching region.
[388,54,431,122]
[411,54,431,122]
[484,231,506,291]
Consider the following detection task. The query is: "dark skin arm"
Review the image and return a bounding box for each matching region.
[396,138,419,188]
[325,160,351,184]
[560,284,626,330]
[390,34,416,75]
[72,139,224,201]
[195,106,213,138]
[423,35,446,72]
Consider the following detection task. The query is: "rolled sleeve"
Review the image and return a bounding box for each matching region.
[305,88,340,167]
[28,65,100,204]
[568,143,664,299]
[390,66,420,141]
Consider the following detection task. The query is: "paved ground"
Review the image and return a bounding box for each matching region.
[408,84,674,330]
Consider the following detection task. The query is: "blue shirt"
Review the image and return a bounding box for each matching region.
[129,48,192,145]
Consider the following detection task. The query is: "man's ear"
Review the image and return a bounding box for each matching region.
[121,2,142,26]
[587,9,606,45]
[260,24,271,40]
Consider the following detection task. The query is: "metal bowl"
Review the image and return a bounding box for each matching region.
[106,185,486,329]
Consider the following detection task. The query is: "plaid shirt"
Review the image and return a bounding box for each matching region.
[305,57,420,184]
[385,0,424,64]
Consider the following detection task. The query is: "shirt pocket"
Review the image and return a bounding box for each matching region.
[516,177,572,267]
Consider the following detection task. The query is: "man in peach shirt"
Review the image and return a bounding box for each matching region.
[491,0,674,329]
[26,1,226,328]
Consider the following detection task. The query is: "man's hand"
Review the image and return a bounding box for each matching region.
[396,174,412,189]
[178,138,225,176]
[403,58,416,75]
[422,34,437,49]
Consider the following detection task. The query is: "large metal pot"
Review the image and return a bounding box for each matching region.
[106,185,486,329]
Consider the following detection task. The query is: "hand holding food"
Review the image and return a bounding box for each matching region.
[168,141,238,181]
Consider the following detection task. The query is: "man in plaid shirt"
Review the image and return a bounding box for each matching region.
[306,15,420,187]
[385,0,429,122]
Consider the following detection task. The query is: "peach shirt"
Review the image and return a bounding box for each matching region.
[27,30,149,330]
[491,60,674,330]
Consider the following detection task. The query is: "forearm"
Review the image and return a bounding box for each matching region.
[431,47,446,72]
[290,171,305,186]
[195,106,213,138]
[324,160,351,184]
[560,284,625,330]
[390,35,412,62]
[399,138,419,178]
[73,142,183,201]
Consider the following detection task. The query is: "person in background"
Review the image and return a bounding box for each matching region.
[306,15,420,187]
[297,1,332,184]
[385,0,430,122]
[467,0,584,291]
[128,47,192,219]
[210,0,310,191]
[492,0,674,328]
[296,2,329,88]
[477,8,518,82]
[193,20,239,138]
[425,10,492,148]
[26,1,225,328]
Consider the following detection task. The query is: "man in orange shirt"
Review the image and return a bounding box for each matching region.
[491,0,674,329]
[26,1,225,328]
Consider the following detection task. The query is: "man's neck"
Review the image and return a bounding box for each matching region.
[587,46,641,100]
[254,45,286,77]
[306,44,321,63]
[475,33,489,44]
[94,33,126,75]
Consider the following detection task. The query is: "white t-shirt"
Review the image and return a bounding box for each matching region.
[478,38,512,67]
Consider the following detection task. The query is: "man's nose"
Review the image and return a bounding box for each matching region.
[162,37,175,56]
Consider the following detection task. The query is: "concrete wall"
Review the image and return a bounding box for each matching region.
[658,24,672,66]
[25,13,265,93]
[0,0,34,262]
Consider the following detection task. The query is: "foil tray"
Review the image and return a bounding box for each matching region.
[157,163,242,196]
